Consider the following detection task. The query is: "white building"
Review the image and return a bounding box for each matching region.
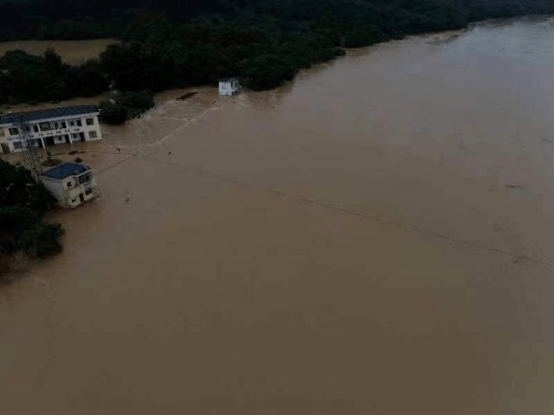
[219,78,241,96]
[0,105,102,154]
[40,162,98,208]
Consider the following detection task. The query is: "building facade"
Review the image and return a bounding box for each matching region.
[40,162,98,208]
[219,78,241,96]
[0,105,102,154]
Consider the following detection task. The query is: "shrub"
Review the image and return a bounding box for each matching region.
[19,223,65,258]
[99,90,154,124]
[243,54,296,91]
[99,100,128,124]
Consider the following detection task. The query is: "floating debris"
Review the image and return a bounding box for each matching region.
[176,91,198,101]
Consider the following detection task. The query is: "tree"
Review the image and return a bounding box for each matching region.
[1,0,554,102]
[67,59,109,97]
[19,223,65,258]
[99,100,128,124]
[99,90,155,124]
[243,54,295,90]
[0,160,64,277]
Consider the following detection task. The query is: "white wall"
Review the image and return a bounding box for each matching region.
[0,113,102,154]
[41,173,98,208]
[41,177,69,206]
[219,81,240,96]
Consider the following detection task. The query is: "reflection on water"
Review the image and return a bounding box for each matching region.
[2,17,554,413]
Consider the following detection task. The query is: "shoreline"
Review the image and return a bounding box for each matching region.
[2,17,554,412]
[2,14,552,114]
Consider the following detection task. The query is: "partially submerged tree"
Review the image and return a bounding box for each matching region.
[99,90,154,124]
[0,160,64,279]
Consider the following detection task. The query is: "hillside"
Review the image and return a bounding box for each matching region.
[0,0,553,103]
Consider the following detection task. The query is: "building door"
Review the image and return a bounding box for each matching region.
[1,143,10,154]
[45,136,55,146]
[79,193,84,203]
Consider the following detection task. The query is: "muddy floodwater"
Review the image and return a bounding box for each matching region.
[0,39,118,64]
[2,16,554,413]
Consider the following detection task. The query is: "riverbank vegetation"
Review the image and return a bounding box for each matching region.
[0,159,64,279]
[1,0,553,104]
[99,90,155,124]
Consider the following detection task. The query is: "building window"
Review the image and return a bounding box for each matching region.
[0,127,4,137]
[69,120,75,127]
[39,122,51,131]
[33,125,39,133]
[89,131,97,139]
[76,119,82,127]
[85,188,93,195]
[86,118,94,126]
[79,173,92,184]
[61,122,67,128]
[67,181,73,188]
[71,199,76,203]
[9,127,19,135]
[13,141,22,149]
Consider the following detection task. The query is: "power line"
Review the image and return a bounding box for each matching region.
[16,115,42,183]
[140,153,554,270]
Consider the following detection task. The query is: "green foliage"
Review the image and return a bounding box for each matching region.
[100,42,166,91]
[66,59,109,97]
[0,159,57,214]
[19,223,65,258]
[119,90,155,114]
[1,0,553,98]
[99,100,127,124]
[99,90,154,124]
[0,160,64,268]
[0,49,108,103]
[243,54,296,90]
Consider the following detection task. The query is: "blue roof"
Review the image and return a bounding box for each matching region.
[42,162,89,180]
[0,105,98,125]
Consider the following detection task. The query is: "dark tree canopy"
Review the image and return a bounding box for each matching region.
[0,0,552,101]
[99,90,155,124]
[0,159,64,278]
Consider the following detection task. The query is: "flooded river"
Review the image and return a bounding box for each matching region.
[0,39,117,64]
[2,16,554,413]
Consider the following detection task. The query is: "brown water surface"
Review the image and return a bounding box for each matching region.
[0,39,118,64]
[2,17,554,413]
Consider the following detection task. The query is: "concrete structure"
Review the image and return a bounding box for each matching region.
[0,105,101,154]
[40,162,98,208]
[219,78,241,96]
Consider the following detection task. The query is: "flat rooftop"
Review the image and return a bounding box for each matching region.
[0,105,98,125]
[41,162,90,180]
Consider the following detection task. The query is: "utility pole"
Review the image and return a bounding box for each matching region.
[16,114,42,183]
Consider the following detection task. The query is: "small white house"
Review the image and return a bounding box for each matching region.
[219,78,241,96]
[40,162,98,208]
